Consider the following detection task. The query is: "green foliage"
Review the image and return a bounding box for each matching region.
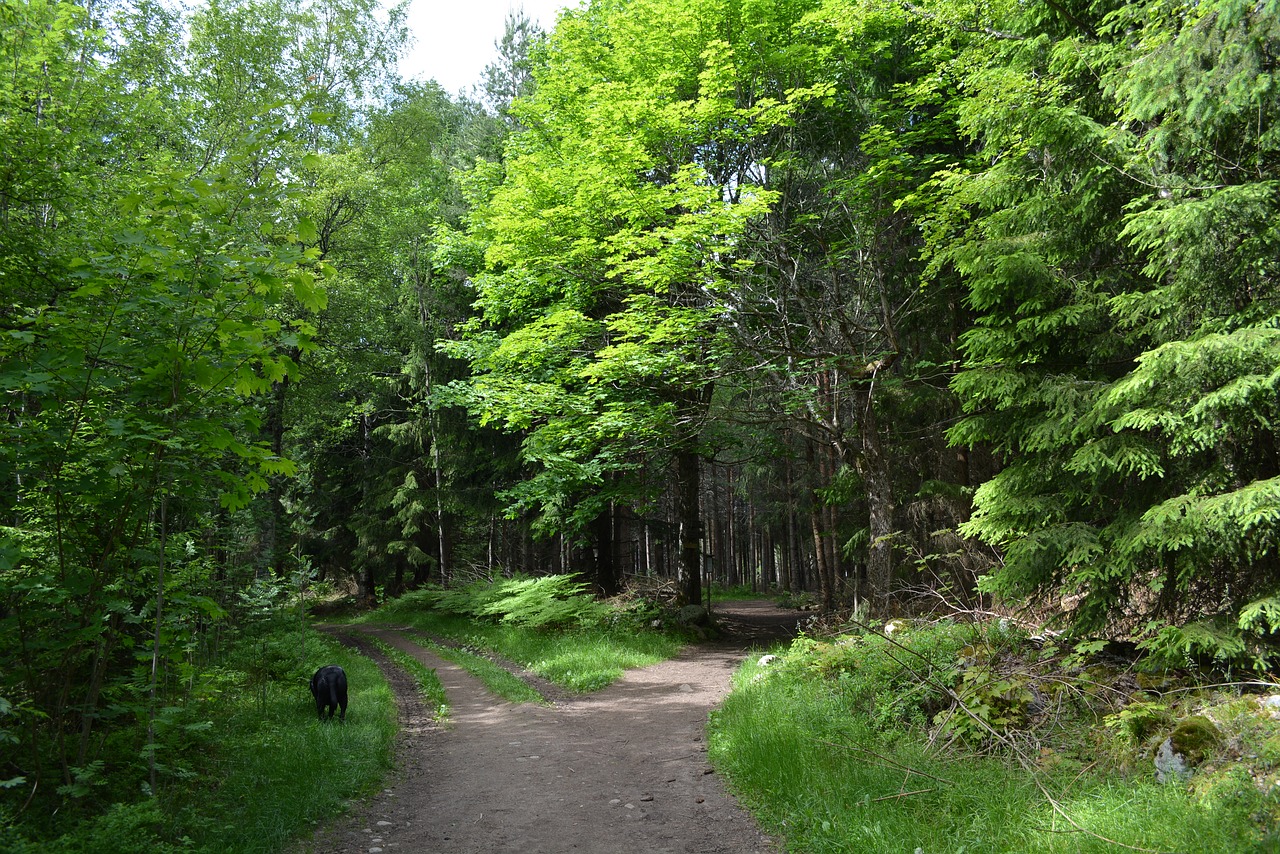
[46,800,186,854]
[419,575,608,630]
[1,619,394,851]
[1136,618,1275,673]
[369,584,681,693]
[446,0,791,547]
[0,0,410,841]
[476,576,608,628]
[712,621,1278,852]
[939,664,1035,743]
[1103,699,1173,749]
[936,0,1280,646]
[788,622,971,736]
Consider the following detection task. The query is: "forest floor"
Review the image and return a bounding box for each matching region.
[294,599,803,854]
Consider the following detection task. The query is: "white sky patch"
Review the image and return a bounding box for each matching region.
[400,0,573,97]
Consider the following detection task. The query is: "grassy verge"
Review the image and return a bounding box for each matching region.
[401,633,547,704]
[364,635,450,718]
[706,582,774,601]
[14,630,397,854]
[709,624,1280,853]
[368,584,682,693]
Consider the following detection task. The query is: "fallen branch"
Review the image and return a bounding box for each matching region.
[871,788,933,802]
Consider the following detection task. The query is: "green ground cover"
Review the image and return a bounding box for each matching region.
[9,631,396,854]
[363,635,450,717]
[368,578,683,692]
[709,620,1280,853]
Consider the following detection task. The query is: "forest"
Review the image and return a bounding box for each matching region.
[2,0,1278,848]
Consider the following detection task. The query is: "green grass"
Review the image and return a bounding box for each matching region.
[167,634,397,853]
[368,593,682,693]
[18,631,399,854]
[364,635,450,718]
[491,624,677,692]
[403,634,547,703]
[706,582,774,601]
[709,643,1277,853]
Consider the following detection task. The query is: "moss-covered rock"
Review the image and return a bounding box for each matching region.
[1169,715,1222,765]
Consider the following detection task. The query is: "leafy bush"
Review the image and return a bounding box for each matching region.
[479,576,607,628]
[1138,618,1279,673]
[50,801,186,854]
[791,622,971,736]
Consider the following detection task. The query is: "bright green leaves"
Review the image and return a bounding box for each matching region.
[290,268,328,312]
[455,0,804,537]
[296,217,319,244]
[466,309,601,431]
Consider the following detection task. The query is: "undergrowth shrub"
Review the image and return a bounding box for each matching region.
[406,575,607,629]
[714,620,1280,852]
[3,619,394,854]
[789,621,971,737]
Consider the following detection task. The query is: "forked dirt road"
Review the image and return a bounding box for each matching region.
[298,600,802,854]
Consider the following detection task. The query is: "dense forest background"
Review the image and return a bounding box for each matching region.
[2,0,1277,815]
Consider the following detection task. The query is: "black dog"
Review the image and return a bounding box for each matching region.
[309,665,348,722]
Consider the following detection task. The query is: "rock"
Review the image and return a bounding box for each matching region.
[1154,738,1188,783]
[757,654,778,667]
[677,605,710,626]
[1155,715,1222,783]
[1169,715,1221,765]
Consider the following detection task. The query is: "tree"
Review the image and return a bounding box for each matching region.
[691,0,976,609]
[450,0,834,604]
[0,0,339,800]
[938,0,1280,659]
[480,7,545,124]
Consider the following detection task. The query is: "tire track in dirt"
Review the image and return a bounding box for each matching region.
[298,601,799,854]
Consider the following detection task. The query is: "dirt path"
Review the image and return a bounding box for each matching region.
[297,600,802,854]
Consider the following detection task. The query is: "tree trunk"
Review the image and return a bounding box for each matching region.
[431,413,450,584]
[810,503,831,610]
[676,448,702,606]
[861,394,895,605]
[804,437,835,609]
[783,454,797,593]
[593,502,620,596]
